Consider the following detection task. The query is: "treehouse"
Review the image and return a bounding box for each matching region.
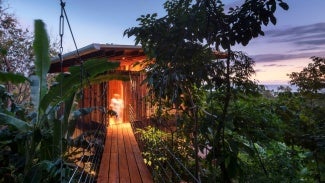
[50,43,152,125]
[50,43,227,125]
[49,44,229,182]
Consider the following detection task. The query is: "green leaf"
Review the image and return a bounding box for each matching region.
[0,112,31,132]
[0,47,7,56]
[0,72,30,84]
[63,92,76,132]
[24,160,54,183]
[90,73,129,84]
[72,107,95,119]
[33,20,50,102]
[270,15,277,25]
[279,2,289,10]
[52,119,62,157]
[30,75,40,117]
[40,59,119,111]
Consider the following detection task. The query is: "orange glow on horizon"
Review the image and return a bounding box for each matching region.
[253,57,313,85]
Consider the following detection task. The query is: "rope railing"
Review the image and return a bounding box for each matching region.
[129,104,136,123]
[67,84,108,183]
[57,1,107,182]
[67,118,106,183]
[130,117,201,183]
[56,1,199,182]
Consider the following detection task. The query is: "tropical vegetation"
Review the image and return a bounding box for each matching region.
[0,19,119,182]
[125,0,324,182]
[0,0,324,182]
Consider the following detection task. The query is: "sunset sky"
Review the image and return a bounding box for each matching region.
[7,0,325,85]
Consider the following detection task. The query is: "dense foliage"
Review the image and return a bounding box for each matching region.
[0,20,119,182]
[0,1,33,75]
[289,56,325,94]
[0,1,59,105]
[126,0,324,182]
[0,0,323,182]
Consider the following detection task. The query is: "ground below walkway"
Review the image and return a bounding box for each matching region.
[97,123,153,183]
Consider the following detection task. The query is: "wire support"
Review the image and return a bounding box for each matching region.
[82,122,105,183]
[155,148,182,182]
[163,144,200,182]
[132,123,200,183]
[58,1,103,183]
[58,1,65,182]
[68,121,106,183]
[153,158,171,182]
[60,0,80,59]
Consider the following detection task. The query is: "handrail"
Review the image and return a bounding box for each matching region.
[129,104,136,123]
[130,118,201,183]
[68,83,108,183]
[68,119,106,183]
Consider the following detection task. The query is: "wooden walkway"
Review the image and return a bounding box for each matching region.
[97,123,153,183]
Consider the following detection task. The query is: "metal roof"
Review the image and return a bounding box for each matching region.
[51,43,143,63]
[49,43,145,73]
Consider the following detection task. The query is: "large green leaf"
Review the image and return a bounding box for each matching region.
[72,107,95,119]
[40,59,119,111]
[41,119,61,160]
[24,160,54,183]
[63,92,76,137]
[30,75,40,119]
[90,73,129,85]
[55,92,76,152]
[33,20,50,103]
[0,72,30,84]
[0,112,31,132]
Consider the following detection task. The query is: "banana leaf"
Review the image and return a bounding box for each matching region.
[0,72,30,84]
[90,73,129,84]
[33,20,50,103]
[40,59,119,111]
[30,75,40,120]
[0,112,31,132]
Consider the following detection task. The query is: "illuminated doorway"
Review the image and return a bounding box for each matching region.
[108,80,124,124]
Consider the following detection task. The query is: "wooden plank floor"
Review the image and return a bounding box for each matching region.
[97,123,153,183]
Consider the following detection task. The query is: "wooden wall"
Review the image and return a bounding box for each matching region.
[79,71,148,125]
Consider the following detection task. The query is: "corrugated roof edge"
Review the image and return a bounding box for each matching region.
[51,43,142,63]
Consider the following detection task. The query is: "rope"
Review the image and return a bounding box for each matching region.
[132,118,200,182]
[164,145,200,182]
[58,1,103,182]
[69,121,105,183]
[58,1,65,182]
[60,0,80,59]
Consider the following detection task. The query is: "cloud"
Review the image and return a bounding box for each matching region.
[290,46,320,52]
[250,22,325,62]
[254,69,264,72]
[267,23,325,37]
[263,64,291,67]
[266,22,325,47]
[295,39,325,46]
[252,50,325,62]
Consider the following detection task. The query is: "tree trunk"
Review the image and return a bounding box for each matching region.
[217,47,232,183]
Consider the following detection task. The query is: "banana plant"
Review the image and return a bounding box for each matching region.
[0,20,119,182]
[0,72,30,84]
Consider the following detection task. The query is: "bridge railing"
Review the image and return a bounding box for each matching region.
[129,108,200,183]
[66,84,108,183]
[67,117,107,183]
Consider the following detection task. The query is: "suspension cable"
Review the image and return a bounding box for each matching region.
[58,1,84,182]
[59,1,65,182]
[60,0,80,59]
[59,0,87,101]
[56,2,119,183]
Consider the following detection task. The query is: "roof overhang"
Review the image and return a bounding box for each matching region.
[49,43,145,73]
